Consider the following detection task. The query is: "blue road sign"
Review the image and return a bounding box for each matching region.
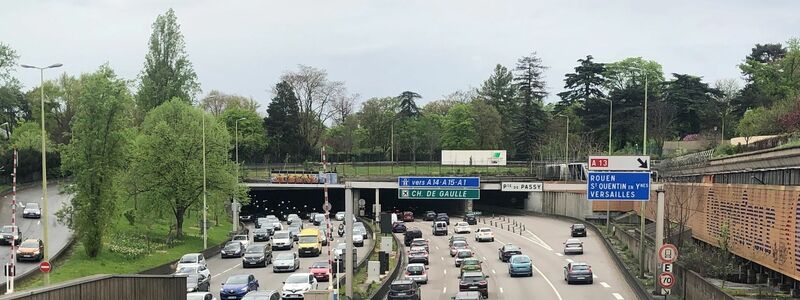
[587,171,650,201]
[398,176,480,188]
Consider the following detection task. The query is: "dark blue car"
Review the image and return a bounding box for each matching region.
[220,274,259,300]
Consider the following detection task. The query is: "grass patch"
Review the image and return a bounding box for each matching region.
[17,209,232,290]
[339,221,398,300]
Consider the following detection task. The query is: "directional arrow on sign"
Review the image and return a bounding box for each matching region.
[637,158,648,169]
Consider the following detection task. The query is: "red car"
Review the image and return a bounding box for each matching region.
[309,261,332,282]
[403,211,414,222]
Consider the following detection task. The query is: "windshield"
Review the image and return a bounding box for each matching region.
[274,232,289,239]
[407,265,424,274]
[411,240,425,246]
[286,275,308,284]
[25,203,39,209]
[315,215,325,221]
[179,255,197,263]
[335,243,346,250]
[299,236,318,243]
[246,245,264,253]
[225,275,249,285]
[462,259,479,266]
[276,253,294,260]
[224,243,240,250]
[504,245,520,251]
[233,236,247,241]
[254,228,268,234]
[573,224,585,229]
[571,264,589,271]
[453,242,467,248]
[462,275,484,282]
[511,256,531,264]
[311,262,328,268]
[457,251,472,258]
[456,222,468,226]
[20,240,38,248]
[566,243,582,247]
[177,266,198,274]
[1,226,12,233]
[390,283,413,291]
[353,227,364,234]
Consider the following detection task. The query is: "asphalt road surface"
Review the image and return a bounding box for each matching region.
[393,215,636,300]
[0,182,73,283]
[203,219,375,297]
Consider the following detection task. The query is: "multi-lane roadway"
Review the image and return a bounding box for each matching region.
[393,214,636,300]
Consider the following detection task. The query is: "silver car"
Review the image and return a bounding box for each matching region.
[272,252,300,272]
[404,263,428,284]
[563,238,584,255]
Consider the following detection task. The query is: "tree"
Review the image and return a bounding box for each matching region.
[323,115,359,156]
[280,65,349,150]
[713,79,741,140]
[747,43,786,63]
[26,74,85,145]
[470,99,502,149]
[61,65,133,257]
[136,9,200,112]
[0,83,28,138]
[264,81,306,161]
[331,93,357,125]
[441,103,476,149]
[397,91,421,119]
[713,221,737,289]
[357,97,397,155]
[221,107,267,163]
[477,65,516,149]
[10,121,53,152]
[663,73,720,136]
[0,42,18,84]
[556,55,606,111]
[128,99,238,238]
[736,107,777,145]
[201,90,260,116]
[512,53,549,156]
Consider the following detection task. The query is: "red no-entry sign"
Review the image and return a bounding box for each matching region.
[40,261,52,273]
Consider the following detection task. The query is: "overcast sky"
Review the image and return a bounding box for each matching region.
[3,0,799,110]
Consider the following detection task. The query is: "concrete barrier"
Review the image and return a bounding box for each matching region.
[0,274,185,300]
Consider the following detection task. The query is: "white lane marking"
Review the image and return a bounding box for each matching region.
[444,269,447,275]
[531,263,563,300]
[612,293,624,300]
[482,256,487,261]
[37,220,41,225]
[210,264,239,279]
[500,287,504,294]
[522,229,554,251]
[435,246,440,250]
[441,256,444,261]
[600,282,610,288]
[442,287,447,294]
[593,274,598,279]
[565,258,574,263]
[555,253,563,257]
[491,269,496,274]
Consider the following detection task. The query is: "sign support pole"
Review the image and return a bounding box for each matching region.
[654,187,666,292]
[344,184,353,299]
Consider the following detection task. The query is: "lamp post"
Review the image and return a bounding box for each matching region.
[555,114,569,180]
[202,111,207,249]
[604,99,613,232]
[233,117,246,233]
[628,66,649,277]
[20,63,62,286]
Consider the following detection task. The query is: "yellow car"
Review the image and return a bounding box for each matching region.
[297,228,322,257]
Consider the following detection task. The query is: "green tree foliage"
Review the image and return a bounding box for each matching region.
[0,83,28,138]
[556,55,606,112]
[61,66,133,257]
[10,121,52,152]
[128,99,238,238]
[0,42,18,84]
[512,53,549,156]
[477,65,516,150]
[280,65,348,151]
[470,99,502,149]
[663,73,720,136]
[136,9,200,112]
[441,103,476,149]
[713,79,741,140]
[397,91,421,119]
[221,107,267,163]
[356,97,397,155]
[323,115,360,156]
[264,81,307,161]
[26,74,85,145]
[736,107,779,144]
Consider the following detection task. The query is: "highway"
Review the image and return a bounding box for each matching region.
[0,183,73,284]
[393,214,636,300]
[203,219,374,296]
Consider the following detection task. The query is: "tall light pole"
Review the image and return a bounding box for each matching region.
[605,99,613,232]
[202,111,208,249]
[555,114,569,180]
[233,117,245,233]
[20,63,62,286]
[629,66,649,277]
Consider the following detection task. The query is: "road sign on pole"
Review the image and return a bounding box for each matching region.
[588,155,650,171]
[39,261,51,273]
[661,263,673,273]
[501,182,543,192]
[658,244,679,263]
[398,176,480,188]
[587,171,651,201]
[398,189,480,200]
[658,272,675,289]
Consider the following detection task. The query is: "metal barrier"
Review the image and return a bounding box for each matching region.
[0,274,185,300]
[371,228,405,300]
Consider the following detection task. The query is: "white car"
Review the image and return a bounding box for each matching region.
[186,292,216,300]
[176,253,207,270]
[272,230,294,250]
[475,228,494,242]
[231,235,250,248]
[454,222,472,234]
[335,212,345,221]
[404,263,428,284]
[281,273,319,299]
[353,232,365,247]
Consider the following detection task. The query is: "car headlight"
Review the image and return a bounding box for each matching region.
[240,286,249,292]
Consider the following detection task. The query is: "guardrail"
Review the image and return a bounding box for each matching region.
[0,274,185,300]
[371,226,404,300]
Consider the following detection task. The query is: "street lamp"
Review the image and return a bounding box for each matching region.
[603,98,613,232]
[628,66,649,277]
[20,63,62,286]
[555,114,569,181]
[233,117,246,233]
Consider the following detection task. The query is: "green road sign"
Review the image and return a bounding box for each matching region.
[398,188,479,200]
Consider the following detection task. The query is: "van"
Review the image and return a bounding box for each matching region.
[404,228,423,246]
[433,221,448,236]
[297,228,322,257]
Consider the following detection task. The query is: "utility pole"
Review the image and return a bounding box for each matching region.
[606,99,613,233]
[638,70,649,278]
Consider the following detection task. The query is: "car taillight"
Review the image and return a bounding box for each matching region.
[588,267,592,272]
[479,281,487,286]
[405,271,411,276]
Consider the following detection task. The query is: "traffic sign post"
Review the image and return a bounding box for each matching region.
[657,243,679,298]
[659,244,679,264]
[40,261,52,273]
[589,155,650,171]
[398,188,480,199]
[587,172,651,201]
[658,272,675,289]
[397,177,480,200]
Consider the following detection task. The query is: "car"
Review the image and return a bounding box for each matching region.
[239,214,253,223]
[309,261,332,282]
[353,229,365,247]
[404,263,428,284]
[433,221,448,236]
[252,228,271,242]
[335,211,345,221]
[436,213,450,225]
[563,238,584,255]
[409,238,429,252]
[255,218,267,229]
[455,249,474,267]
[354,222,368,239]
[333,242,347,261]
[272,231,293,251]
[450,240,469,257]
[463,214,477,225]
[402,211,414,222]
[475,228,494,242]
[232,235,250,248]
[241,290,280,300]
[22,203,41,219]
[404,228,423,246]
[272,252,300,272]
[571,223,587,237]
[564,262,593,284]
[508,254,533,277]
[221,241,246,258]
[281,273,319,299]
[0,225,22,246]
[219,274,259,300]
[175,265,211,292]
[187,292,216,300]
[177,253,207,270]
[451,291,482,300]
[498,244,522,262]
[287,214,300,225]
[458,258,482,278]
[242,243,272,268]
[392,221,407,233]
[407,250,429,265]
[454,222,471,234]
[313,213,325,226]
[423,211,436,221]
[288,225,301,242]
[16,239,43,262]
[318,226,332,246]
[387,279,421,300]
[458,272,489,298]
[449,235,467,247]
